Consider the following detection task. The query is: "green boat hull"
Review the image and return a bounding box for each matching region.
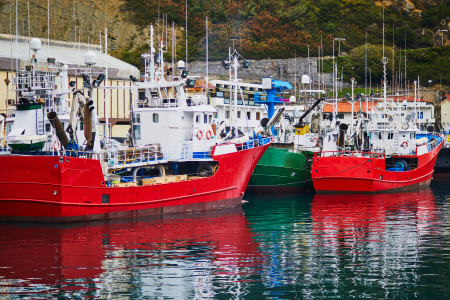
[247,147,314,193]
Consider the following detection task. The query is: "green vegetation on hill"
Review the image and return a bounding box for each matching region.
[321,44,450,85]
[120,0,450,62]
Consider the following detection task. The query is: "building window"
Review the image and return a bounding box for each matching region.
[237,111,241,118]
[247,112,251,120]
[226,111,230,119]
[133,125,141,139]
[256,112,261,120]
[153,113,159,123]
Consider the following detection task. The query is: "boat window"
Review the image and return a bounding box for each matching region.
[387,133,393,139]
[256,112,261,120]
[153,113,159,123]
[216,91,224,97]
[138,90,146,100]
[226,111,230,119]
[378,132,382,139]
[247,112,251,120]
[337,113,344,119]
[133,125,141,139]
[214,112,218,118]
[369,132,372,139]
[204,115,208,124]
[209,115,212,123]
[133,114,140,123]
[237,111,241,118]
[196,115,200,123]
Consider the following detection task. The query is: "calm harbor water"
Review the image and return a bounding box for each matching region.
[1,183,450,299]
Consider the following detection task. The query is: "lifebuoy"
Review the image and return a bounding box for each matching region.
[445,144,450,148]
[196,130,203,140]
[401,141,408,148]
[205,130,213,140]
[310,137,319,145]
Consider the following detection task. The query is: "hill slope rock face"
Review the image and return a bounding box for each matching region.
[0,0,148,56]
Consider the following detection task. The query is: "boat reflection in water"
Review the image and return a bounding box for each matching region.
[0,207,261,299]
[310,188,440,297]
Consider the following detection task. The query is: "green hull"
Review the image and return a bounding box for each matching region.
[247,147,314,193]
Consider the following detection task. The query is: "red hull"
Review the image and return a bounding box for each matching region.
[0,143,270,222]
[312,142,442,194]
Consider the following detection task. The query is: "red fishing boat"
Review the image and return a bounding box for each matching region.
[312,133,443,193]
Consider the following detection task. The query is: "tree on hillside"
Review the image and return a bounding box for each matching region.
[342,44,394,84]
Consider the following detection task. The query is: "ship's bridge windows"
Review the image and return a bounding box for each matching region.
[388,133,393,139]
[216,91,224,97]
[214,112,218,118]
[209,115,212,123]
[378,132,382,139]
[226,111,230,119]
[247,112,251,120]
[133,125,141,140]
[133,114,140,123]
[237,111,241,118]
[196,115,200,123]
[410,132,416,139]
[153,113,159,123]
[204,115,208,124]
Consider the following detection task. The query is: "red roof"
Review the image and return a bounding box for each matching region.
[323,97,431,113]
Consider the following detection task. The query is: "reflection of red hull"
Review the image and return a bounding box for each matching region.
[0,143,270,222]
[312,142,442,194]
[312,189,439,240]
[0,207,260,293]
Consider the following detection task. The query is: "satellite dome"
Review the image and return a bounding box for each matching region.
[84,51,96,66]
[289,96,296,103]
[177,60,185,70]
[30,38,41,52]
[301,74,310,84]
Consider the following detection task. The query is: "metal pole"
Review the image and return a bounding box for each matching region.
[205,16,208,98]
[185,0,188,70]
[105,27,109,141]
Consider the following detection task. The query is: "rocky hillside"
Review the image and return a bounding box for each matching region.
[0,0,449,71]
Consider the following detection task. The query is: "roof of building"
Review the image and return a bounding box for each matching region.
[323,97,431,113]
[0,34,139,80]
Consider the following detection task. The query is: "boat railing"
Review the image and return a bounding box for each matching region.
[12,72,55,91]
[427,135,443,152]
[106,143,213,168]
[63,150,101,160]
[0,142,11,153]
[140,98,179,108]
[315,150,385,159]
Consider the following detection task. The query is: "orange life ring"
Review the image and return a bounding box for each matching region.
[205,130,213,140]
[196,130,203,140]
[401,141,408,148]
